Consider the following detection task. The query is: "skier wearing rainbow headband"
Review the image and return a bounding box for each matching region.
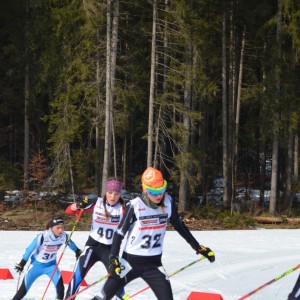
[91,167,215,300]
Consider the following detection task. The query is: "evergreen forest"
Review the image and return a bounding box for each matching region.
[1,0,300,216]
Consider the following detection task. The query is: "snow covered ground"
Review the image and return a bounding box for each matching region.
[1,229,300,300]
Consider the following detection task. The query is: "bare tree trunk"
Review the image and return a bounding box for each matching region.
[285,124,293,209]
[110,0,118,94]
[111,0,119,176]
[222,12,229,207]
[153,106,161,168]
[112,117,117,176]
[102,0,113,195]
[178,38,192,212]
[23,0,30,191]
[147,0,157,167]
[259,139,267,206]
[199,103,207,205]
[95,29,104,195]
[233,26,245,212]
[157,0,169,173]
[294,133,299,178]
[228,7,235,209]
[259,41,267,206]
[269,0,283,215]
[122,136,127,188]
[95,88,101,194]
[270,136,279,214]
[68,143,76,202]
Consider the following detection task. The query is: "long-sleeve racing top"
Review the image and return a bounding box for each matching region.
[110,194,200,268]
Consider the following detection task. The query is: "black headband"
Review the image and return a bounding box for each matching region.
[49,217,64,228]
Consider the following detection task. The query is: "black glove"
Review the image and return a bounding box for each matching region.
[76,196,90,209]
[196,245,215,263]
[75,248,82,259]
[108,255,121,279]
[14,259,27,274]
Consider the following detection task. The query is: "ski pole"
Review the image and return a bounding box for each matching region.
[16,260,30,292]
[129,256,207,298]
[40,208,84,300]
[65,244,82,288]
[238,263,300,300]
[65,274,109,300]
[16,272,21,292]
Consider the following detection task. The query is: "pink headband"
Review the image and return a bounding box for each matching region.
[105,179,122,193]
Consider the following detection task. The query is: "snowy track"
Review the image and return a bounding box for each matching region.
[1,230,299,299]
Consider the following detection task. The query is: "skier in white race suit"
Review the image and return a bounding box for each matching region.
[65,178,128,300]
[91,167,215,300]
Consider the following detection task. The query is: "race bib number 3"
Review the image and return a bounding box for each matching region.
[119,257,132,278]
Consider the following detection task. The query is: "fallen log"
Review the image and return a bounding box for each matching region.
[253,216,284,224]
[286,218,300,224]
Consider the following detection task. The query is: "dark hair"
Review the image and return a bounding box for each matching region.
[46,215,64,230]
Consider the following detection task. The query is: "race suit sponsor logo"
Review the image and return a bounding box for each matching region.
[140,214,168,226]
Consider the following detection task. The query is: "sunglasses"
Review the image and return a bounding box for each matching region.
[144,179,167,196]
[146,187,166,196]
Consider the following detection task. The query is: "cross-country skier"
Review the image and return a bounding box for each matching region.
[90,167,215,300]
[12,216,81,300]
[64,178,129,300]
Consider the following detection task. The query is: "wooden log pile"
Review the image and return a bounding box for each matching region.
[253,216,300,224]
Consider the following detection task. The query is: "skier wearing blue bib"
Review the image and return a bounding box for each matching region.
[91,167,215,300]
[12,216,81,300]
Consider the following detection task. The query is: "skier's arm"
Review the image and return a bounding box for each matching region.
[168,198,200,250]
[66,237,82,259]
[110,202,136,257]
[16,233,43,271]
[66,236,79,252]
[23,233,44,261]
[65,197,97,214]
[169,197,215,262]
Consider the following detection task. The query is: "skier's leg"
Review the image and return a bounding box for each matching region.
[12,264,42,300]
[91,271,137,300]
[47,265,64,300]
[91,277,126,300]
[65,246,97,299]
[98,245,128,300]
[141,266,173,300]
[288,274,300,300]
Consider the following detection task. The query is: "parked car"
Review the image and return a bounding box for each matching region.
[58,192,97,204]
[4,190,23,202]
[204,182,272,205]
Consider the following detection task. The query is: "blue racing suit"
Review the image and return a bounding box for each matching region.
[12,229,79,300]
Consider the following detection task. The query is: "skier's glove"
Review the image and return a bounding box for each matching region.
[75,248,82,259]
[108,255,121,279]
[196,245,215,262]
[14,259,27,274]
[76,196,90,209]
